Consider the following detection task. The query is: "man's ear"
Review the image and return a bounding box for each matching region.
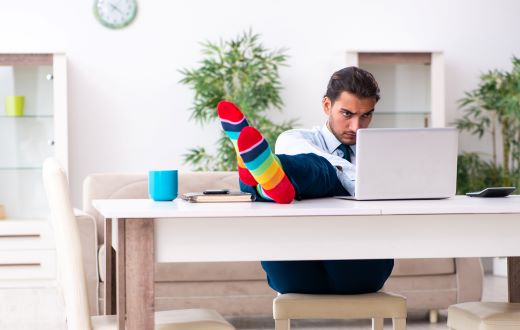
[322,97,332,116]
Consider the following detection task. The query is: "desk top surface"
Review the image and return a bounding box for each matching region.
[93,195,520,219]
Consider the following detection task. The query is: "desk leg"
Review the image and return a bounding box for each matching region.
[117,219,126,330]
[104,218,117,315]
[508,257,520,303]
[125,218,155,330]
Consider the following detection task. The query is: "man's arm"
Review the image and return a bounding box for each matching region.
[275,129,356,195]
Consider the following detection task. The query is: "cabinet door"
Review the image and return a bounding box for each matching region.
[345,51,445,129]
[0,54,67,220]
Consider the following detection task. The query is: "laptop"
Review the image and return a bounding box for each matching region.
[336,128,458,200]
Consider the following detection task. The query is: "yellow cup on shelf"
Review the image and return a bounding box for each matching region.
[5,95,25,116]
[0,204,5,220]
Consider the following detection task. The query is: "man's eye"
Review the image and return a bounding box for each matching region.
[362,113,373,118]
[341,112,353,118]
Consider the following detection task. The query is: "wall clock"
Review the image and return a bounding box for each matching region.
[94,0,138,29]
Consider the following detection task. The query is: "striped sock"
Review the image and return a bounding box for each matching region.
[217,100,258,186]
[238,126,295,204]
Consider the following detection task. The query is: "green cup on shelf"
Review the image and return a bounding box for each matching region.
[5,96,25,116]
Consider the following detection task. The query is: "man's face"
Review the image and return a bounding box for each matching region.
[322,91,376,145]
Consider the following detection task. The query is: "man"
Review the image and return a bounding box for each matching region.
[216,66,393,294]
[275,66,379,196]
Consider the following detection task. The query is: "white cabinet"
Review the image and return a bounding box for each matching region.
[0,53,67,221]
[0,53,67,287]
[346,51,445,128]
[0,221,56,287]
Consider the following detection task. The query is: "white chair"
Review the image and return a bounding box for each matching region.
[42,157,235,330]
[273,292,407,330]
[448,301,520,330]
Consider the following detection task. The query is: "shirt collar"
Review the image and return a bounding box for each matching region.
[320,123,356,155]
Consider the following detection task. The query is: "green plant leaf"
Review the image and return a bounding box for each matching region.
[453,55,520,189]
[179,30,295,171]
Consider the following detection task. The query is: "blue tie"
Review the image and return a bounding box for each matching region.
[338,144,351,162]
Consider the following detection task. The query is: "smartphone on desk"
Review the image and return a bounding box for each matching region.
[203,189,230,195]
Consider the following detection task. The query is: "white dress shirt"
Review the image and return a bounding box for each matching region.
[275,124,356,195]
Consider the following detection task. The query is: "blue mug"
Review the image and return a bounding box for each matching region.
[148,170,178,201]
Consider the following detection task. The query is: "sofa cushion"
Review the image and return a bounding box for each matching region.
[74,209,99,316]
[99,282,276,316]
[384,274,457,311]
[155,262,267,282]
[391,258,455,276]
[98,244,266,283]
[154,281,274,297]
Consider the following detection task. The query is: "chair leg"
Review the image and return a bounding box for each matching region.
[393,317,406,330]
[372,317,384,330]
[275,319,290,330]
[429,309,438,323]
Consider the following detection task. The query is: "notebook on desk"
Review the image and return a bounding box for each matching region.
[181,191,254,203]
[336,128,458,201]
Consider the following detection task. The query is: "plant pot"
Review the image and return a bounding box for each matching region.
[5,95,25,116]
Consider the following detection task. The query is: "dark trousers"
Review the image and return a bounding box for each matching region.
[240,153,394,294]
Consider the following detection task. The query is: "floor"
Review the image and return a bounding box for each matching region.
[0,275,508,329]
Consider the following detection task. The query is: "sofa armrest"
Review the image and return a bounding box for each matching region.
[74,208,99,316]
[455,257,483,303]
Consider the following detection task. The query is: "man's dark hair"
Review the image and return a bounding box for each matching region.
[324,66,380,103]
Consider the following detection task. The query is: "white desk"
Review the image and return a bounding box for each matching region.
[93,196,520,330]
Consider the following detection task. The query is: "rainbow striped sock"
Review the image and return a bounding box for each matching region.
[217,101,258,186]
[238,126,295,204]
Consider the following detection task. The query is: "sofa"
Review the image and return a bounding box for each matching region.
[76,171,484,320]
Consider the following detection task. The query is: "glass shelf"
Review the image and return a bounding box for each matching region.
[0,167,42,171]
[0,115,53,118]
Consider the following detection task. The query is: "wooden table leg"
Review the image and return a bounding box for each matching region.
[111,247,117,312]
[104,218,116,315]
[117,219,126,330]
[508,257,520,302]
[125,218,155,330]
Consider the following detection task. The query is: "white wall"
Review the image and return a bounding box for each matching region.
[1,0,520,206]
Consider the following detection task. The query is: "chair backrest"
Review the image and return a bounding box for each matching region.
[43,158,92,330]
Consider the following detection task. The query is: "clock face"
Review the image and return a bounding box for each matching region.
[94,0,137,29]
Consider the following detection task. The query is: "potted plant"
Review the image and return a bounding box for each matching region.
[179,30,296,171]
[454,56,520,193]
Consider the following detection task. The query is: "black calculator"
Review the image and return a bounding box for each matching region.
[466,187,516,198]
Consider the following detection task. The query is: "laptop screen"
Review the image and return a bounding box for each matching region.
[354,128,458,200]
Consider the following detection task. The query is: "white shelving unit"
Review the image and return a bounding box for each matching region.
[346,51,445,128]
[0,53,67,287]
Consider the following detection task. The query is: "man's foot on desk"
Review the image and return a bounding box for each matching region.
[238,126,295,204]
[217,100,258,186]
